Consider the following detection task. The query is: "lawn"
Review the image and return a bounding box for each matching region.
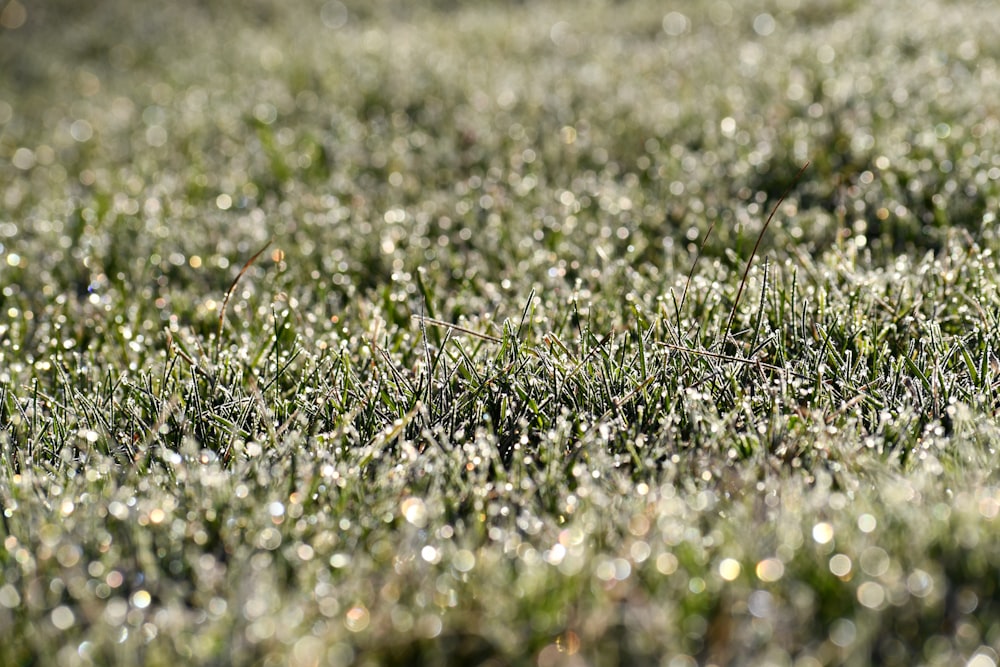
[3,0,1000,665]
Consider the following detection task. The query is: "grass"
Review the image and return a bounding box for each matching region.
[3,0,1000,664]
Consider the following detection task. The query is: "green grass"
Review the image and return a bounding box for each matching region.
[3,0,1000,664]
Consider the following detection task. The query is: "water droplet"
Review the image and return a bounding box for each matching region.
[656,552,679,575]
[859,546,890,577]
[857,581,885,609]
[416,613,442,638]
[662,11,689,36]
[752,13,776,37]
[131,590,151,609]
[907,569,934,597]
[594,559,616,581]
[256,528,282,550]
[719,558,741,581]
[968,651,998,667]
[0,584,21,608]
[755,558,784,582]
[829,554,852,578]
[401,497,428,528]
[51,605,75,630]
[857,513,877,533]
[452,549,475,573]
[344,606,369,633]
[544,544,566,565]
[106,571,124,589]
[630,540,651,563]
[812,522,834,545]
[829,618,856,647]
[748,590,773,618]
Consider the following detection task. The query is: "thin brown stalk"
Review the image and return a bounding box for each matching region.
[723,162,809,347]
[411,314,503,343]
[216,238,273,362]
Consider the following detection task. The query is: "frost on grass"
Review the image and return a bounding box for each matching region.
[3,0,1000,665]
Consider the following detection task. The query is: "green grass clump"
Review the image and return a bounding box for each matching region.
[4,0,1000,665]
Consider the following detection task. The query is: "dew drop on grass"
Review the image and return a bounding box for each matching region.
[857,581,885,609]
[755,558,784,582]
[106,571,124,589]
[811,522,834,545]
[611,558,632,581]
[344,605,369,633]
[56,544,81,568]
[256,528,281,550]
[747,590,773,618]
[661,11,689,36]
[208,598,227,616]
[416,613,442,639]
[77,642,93,660]
[718,558,741,581]
[51,605,75,630]
[630,541,651,563]
[401,497,428,528]
[104,599,127,626]
[452,549,475,573]
[829,554,852,578]
[859,547,890,577]
[857,513,877,533]
[545,544,566,565]
[906,569,934,597]
[968,654,998,667]
[656,552,679,575]
[829,618,856,647]
[0,584,21,608]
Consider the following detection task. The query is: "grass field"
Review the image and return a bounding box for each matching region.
[3,0,1000,664]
